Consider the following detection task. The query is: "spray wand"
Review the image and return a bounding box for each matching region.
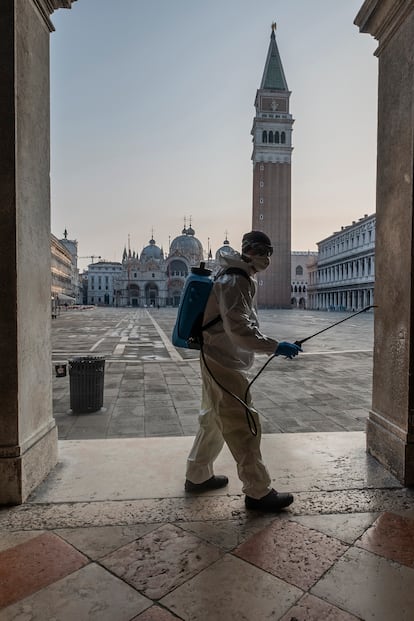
[242,304,377,434]
[204,305,376,436]
[293,304,377,347]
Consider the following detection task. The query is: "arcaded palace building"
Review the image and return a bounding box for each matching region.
[251,24,293,308]
[307,213,375,311]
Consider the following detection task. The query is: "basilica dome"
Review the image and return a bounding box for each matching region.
[215,237,236,261]
[169,226,204,264]
[140,237,163,262]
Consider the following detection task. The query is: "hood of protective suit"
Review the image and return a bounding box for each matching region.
[216,249,252,275]
[202,250,278,370]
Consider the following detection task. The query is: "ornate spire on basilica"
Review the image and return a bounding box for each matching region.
[182,217,187,235]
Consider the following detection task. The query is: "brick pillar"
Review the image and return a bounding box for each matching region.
[0,0,60,504]
[355,0,414,485]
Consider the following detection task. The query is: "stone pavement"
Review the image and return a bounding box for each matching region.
[1,433,414,620]
[52,307,373,439]
[1,307,414,619]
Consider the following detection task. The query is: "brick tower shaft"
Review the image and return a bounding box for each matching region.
[251,24,293,308]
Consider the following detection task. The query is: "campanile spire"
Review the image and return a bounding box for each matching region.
[251,25,294,308]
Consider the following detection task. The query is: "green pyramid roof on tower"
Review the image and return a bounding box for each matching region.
[260,26,288,91]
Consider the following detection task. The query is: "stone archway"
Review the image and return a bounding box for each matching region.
[145,283,159,307]
[127,283,140,307]
[1,0,414,505]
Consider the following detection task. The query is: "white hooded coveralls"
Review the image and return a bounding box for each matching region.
[186,252,279,499]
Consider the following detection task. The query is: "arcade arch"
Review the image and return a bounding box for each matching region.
[1,0,413,505]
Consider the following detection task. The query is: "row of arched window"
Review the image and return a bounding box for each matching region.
[291,285,306,293]
[262,130,286,144]
[318,257,374,283]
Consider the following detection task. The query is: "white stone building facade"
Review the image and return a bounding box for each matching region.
[50,233,82,314]
[59,234,82,303]
[86,261,124,306]
[291,251,317,309]
[307,214,375,311]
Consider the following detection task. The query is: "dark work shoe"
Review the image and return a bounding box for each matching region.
[185,475,229,493]
[245,489,294,512]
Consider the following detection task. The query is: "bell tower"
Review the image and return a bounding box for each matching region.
[251,24,293,308]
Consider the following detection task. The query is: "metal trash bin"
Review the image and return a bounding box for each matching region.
[69,356,105,413]
[55,363,67,378]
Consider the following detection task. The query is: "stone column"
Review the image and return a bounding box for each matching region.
[0,0,74,504]
[355,0,414,485]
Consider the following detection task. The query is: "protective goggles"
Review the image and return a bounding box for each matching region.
[246,242,274,257]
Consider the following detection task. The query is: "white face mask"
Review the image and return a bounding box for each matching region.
[250,255,270,272]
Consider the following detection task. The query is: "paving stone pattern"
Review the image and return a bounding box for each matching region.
[2,509,414,620]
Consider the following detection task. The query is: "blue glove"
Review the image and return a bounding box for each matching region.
[275,341,302,359]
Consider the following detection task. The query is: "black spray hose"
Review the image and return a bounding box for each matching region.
[202,346,281,436]
[201,346,259,436]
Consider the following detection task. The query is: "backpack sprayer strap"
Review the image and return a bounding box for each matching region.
[200,267,251,335]
[201,315,222,332]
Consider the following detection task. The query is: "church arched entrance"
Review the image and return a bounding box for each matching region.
[127,283,140,307]
[167,277,185,306]
[172,290,182,307]
[145,283,159,307]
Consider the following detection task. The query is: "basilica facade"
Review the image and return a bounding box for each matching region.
[85,225,233,308]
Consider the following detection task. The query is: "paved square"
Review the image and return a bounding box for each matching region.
[52,307,373,439]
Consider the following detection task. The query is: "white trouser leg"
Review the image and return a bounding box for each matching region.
[186,355,272,498]
[186,377,225,483]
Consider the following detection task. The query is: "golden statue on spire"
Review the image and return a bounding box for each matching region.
[271,22,277,32]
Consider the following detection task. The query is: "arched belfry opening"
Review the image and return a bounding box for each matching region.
[1,0,413,505]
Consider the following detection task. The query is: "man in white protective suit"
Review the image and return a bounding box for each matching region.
[185,230,302,512]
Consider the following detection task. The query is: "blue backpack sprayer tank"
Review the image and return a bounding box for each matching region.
[172,263,214,350]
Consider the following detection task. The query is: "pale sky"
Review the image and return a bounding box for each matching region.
[50,0,378,271]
